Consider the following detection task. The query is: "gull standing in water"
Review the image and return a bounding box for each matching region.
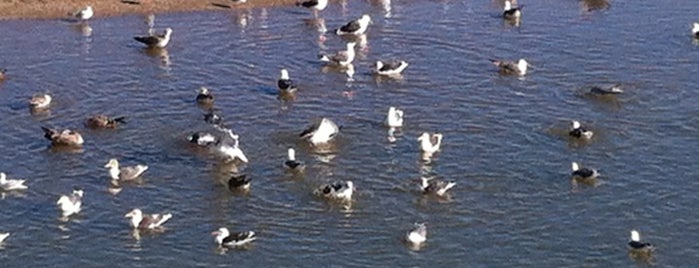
[57,187,83,218]
[319,42,356,67]
[212,227,257,247]
[134,28,173,48]
[300,117,340,146]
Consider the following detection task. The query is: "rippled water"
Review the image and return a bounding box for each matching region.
[1,0,698,266]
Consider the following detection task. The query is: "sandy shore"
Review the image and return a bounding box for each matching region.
[0,0,298,20]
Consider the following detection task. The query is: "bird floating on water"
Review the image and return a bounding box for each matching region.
[319,42,356,67]
[296,0,328,14]
[503,0,522,20]
[0,172,28,191]
[386,106,404,128]
[196,87,214,106]
[41,127,84,147]
[418,132,443,156]
[134,28,173,48]
[29,93,52,109]
[491,58,529,76]
[300,117,340,146]
[125,208,172,230]
[214,128,249,163]
[228,174,251,191]
[187,132,218,146]
[693,22,699,38]
[569,120,593,139]
[278,69,298,93]
[590,84,623,95]
[284,147,305,171]
[57,187,83,218]
[571,162,599,180]
[104,158,149,182]
[420,177,456,197]
[376,60,409,76]
[314,180,355,202]
[72,6,94,21]
[85,115,126,129]
[336,14,372,36]
[628,230,654,253]
[406,222,427,245]
[212,227,257,247]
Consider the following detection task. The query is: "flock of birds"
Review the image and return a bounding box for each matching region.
[4,0,698,257]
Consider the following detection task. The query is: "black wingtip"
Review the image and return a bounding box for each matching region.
[114,116,127,124]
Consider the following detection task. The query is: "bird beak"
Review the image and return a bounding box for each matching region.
[211,231,220,236]
[124,212,132,218]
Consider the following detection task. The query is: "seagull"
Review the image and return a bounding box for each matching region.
[187,132,218,146]
[418,132,443,155]
[212,227,256,247]
[406,223,427,245]
[590,84,624,95]
[85,115,126,129]
[41,127,84,147]
[214,128,249,163]
[569,121,593,139]
[300,118,340,146]
[228,174,251,191]
[386,107,404,128]
[628,230,653,253]
[314,180,355,201]
[491,58,529,76]
[571,162,599,180]
[376,60,409,76]
[29,93,52,109]
[503,0,522,20]
[278,69,298,93]
[0,233,9,244]
[125,208,172,230]
[0,172,28,191]
[104,158,149,181]
[693,22,699,38]
[72,6,94,21]
[296,0,328,14]
[284,147,305,171]
[336,14,372,35]
[420,177,456,196]
[134,28,173,48]
[196,87,214,105]
[57,187,83,218]
[319,42,356,67]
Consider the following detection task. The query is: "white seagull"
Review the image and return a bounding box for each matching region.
[278,69,298,93]
[319,42,356,67]
[125,208,172,230]
[104,158,149,181]
[214,128,249,163]
[406,223,427,245]
[420,177,456,197]
[212,227,257,247]
[418,132,443,155]
[386,106,404,128]
[336,14,372,35]
[29,93,52,109]
[57,187,83,218]
[314,180,355,201]
[376,60,409,76]
[0,172,28,191]
[628,230,653,252]
[72,6,94,21]
[569,120,593,139]
[300,118,340,146]
[284,147,305,171]
[571,162,599,180]
[134,28,173,48]
[491,58,529,76]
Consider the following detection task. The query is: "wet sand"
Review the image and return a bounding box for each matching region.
[0,0,297,20]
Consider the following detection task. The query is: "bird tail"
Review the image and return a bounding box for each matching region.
[113,116,127,124]
[41,126,55,140]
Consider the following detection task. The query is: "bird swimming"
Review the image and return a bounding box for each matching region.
[376,60,409,76]
[57,187,83,218]
[569,120,593,139]
[335,14,371,35]
[104,158,149,181]
[85,115,126,129]
[300,117,340,146]
[29,93,52,109]
[125,208,172,230]
[319,42,356,67]
[213,128,249,163]
[628,230,653,253]
[212,227,256,247]
[0,172,28,191]
[503,0,522,20]
[284,147,305,171]
[278,69,298,93]
[386,106,404,128]
[406,222,427,245]
[41,127,84,147]
[196,87,214,105]
[589,84,624,95]
[491,58,529,76]
[134,28,173,48]
[71,6,93,21]
[570,162,599,180]
[314,180,355,202]
[420,177,456,197]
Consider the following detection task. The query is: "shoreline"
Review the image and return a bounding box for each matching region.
[0,0,298,20]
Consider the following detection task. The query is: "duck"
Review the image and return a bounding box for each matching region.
[104,158,149,181]
[187,131,218,146]
[56,187,83,218]
[491,58,529,76]
[319,42,356,67]
[196,87,214,105]
[278,69,298,93]
[134,28,173,48]
[336,14,372,35]
[693,22,699,38]
[0,233,9,244]
[314,180,355,201]
[590,84,624,95]
[628,230,653,253]
[228,174,251,191]
[386,106,404,128]
[85,115,126,129]
[570,162,599,180]
[28,93,52,109]
[72,5,93,21]
[0,172,28,191]
[420,177,456,196]
[569,120,593,139]
[503,0,522,20]
[418,132,443,155]
[300,118,340,146]
[125,208,172,230]
[406,223,427,245]
[376,60,409,76]
[284,147,305,171]
[41,127,84,147]
[212,227,256,247]
[296,0,328,13]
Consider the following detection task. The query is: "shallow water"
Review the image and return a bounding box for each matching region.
[0,0,698,266]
